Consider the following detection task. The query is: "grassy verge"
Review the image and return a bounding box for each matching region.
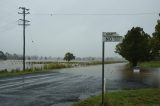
[139,61,160,68]
[72,89,160,106]
[87,61,126,65]
[70,61,126,66]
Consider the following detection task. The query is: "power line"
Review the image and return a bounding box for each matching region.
[0,21,17,28]
[32,12,159,16]
[0,21,18,33]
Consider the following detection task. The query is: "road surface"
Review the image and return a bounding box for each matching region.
[0,63,159,106]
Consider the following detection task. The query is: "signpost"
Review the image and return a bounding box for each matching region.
[102,32,123,106]
[103,32,122,42]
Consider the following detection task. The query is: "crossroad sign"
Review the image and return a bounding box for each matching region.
[103,32,123,42]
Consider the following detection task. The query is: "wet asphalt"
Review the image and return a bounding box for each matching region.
[0,69,101,106]
[0,63,159,106]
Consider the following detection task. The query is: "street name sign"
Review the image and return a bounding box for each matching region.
[101,32,123,106]
[103,32,123,42]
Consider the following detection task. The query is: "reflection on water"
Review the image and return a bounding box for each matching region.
[121,65,160,88]
[140,68,160,88]
[0,61,160,89]
[60,63,160,90]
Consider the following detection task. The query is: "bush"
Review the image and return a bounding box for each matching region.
[0,69,8,73]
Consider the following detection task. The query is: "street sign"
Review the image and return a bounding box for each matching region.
[101,32,123,106]
[103,32,123,42]
[103,35,123,42]
[103,32,118,36]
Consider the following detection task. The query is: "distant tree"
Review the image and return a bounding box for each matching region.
[115,27,151,66]
[64,52,75,62]
[28,56,31,60]
[0,51,7,60]
[5,52,11,59]
[40,56,43,60]
[150,20,160,59]
[44,57,48,60]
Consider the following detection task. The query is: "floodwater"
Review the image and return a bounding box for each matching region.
[0,63,160,106]
[0,60,44,71]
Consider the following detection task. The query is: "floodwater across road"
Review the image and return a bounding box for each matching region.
[0,63,160,106]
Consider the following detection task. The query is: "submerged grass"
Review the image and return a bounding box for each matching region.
[139,61,160,68]
[72,89,160,106]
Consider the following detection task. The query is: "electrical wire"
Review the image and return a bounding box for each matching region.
[26,27,40,58]
[0,20,17,28]
[0,21,18,33]
[32,12,159,16]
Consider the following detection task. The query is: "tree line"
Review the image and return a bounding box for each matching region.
[0,52,53,60]
[116,20,160,66]
[0,51,76,62]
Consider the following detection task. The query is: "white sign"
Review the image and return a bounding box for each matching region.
[103,32,118,36]
[103,32,123,42]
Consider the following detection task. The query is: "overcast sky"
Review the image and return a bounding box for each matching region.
[0,0,160,57]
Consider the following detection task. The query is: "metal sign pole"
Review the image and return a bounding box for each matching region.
[102,32,122,106]
[102,41,105,106]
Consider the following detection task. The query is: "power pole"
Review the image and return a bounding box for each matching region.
[18,7,30,72]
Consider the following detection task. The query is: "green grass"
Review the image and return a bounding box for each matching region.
[72,89,160,106]
[139,61,160,68]
[88,61,125,65]
[75,61,126,66]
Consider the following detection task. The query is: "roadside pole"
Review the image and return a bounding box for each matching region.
[18,7,30,72]
[18,7,30,87]
[104,78,106,93]
[102,32,122,106]
[102,40,105,106]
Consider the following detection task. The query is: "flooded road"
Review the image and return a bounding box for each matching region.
[0,63,160,106]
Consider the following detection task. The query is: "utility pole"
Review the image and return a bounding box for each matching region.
[18,7,30,72]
